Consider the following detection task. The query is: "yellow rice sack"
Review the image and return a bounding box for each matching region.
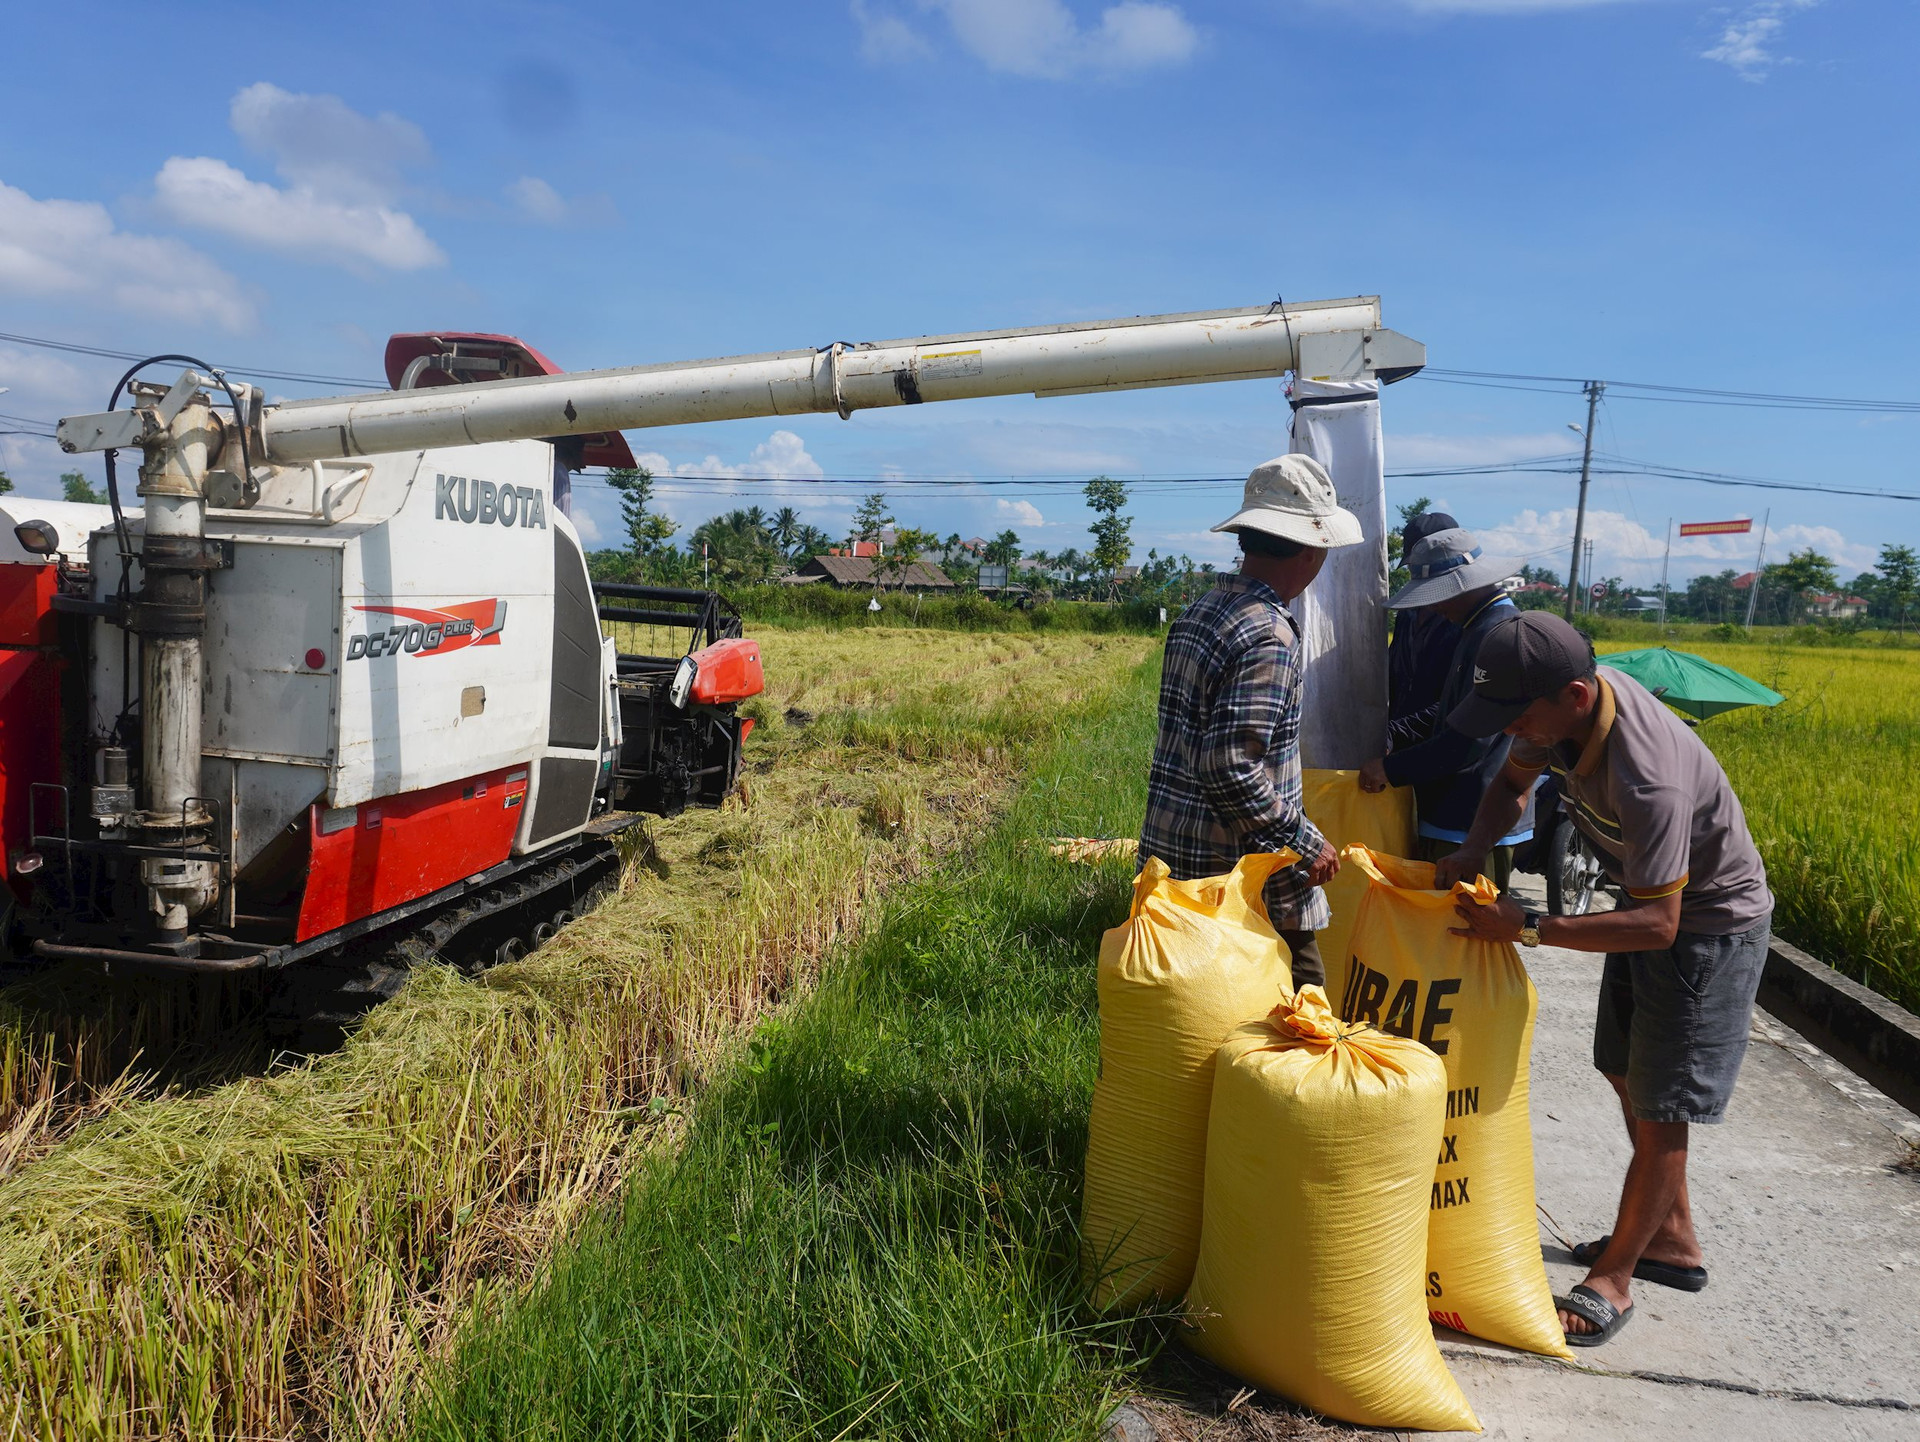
[1082,852,1295,1309]
[1303,769,1416,978]
[1337,846,1573,1360]
[1186,988,1479,1434]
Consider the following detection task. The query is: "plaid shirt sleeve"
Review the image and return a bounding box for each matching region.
[1196,632,1326,863]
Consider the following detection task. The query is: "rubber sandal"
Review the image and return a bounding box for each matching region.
[1556,1284,1633,1348]
[1570,1235,1709,1293]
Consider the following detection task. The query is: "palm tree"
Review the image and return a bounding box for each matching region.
[771,506,802,554]
[792,524,834,562]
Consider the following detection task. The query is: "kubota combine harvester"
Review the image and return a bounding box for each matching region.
[0,300,1421,1035]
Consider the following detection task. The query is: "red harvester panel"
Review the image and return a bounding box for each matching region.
[296,766,529,941]
[688,638,763,705]
[0,566,61,899]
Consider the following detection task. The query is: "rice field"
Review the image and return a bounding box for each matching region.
[0,627,1153,1441]
[1597,640,1920,1011]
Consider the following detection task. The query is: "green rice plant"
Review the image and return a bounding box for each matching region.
[409,657,1172,1440]
[720,583,1169,634]
[0,630,1154,1440]
[1598,642,1920,1011]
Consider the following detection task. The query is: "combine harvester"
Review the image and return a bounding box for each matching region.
[0,302,1422,1039]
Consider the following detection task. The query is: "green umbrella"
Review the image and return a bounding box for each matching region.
[1601,647,1784,721]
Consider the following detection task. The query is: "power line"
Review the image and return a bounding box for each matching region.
[0,330,386,390]
[1389,451,1920,503]
[1421,367,1920,415]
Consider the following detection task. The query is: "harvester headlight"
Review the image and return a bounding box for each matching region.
[11,850,45,876]
[12,520,59,556]
[670,655,698,709]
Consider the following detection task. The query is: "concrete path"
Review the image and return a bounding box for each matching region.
[1430,873,1920,1440]
[1115,875,1920,1440]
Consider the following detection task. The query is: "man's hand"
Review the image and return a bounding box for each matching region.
[1303,840,1341,886]
[1450,892,1525,943]
[1432,849,1486,889]
[1358,757,1391,794]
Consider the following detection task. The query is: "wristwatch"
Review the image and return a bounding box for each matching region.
[1519,912,1545,948]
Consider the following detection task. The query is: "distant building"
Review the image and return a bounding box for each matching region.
[1807,592,1870,620]
[1731,572,1870,619]
[788,554,956,591]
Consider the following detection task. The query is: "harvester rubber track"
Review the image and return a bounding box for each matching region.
[265,837,623,1052]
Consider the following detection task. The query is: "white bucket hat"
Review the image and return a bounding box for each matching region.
[1212,454,1364,549]
[1386,527,1522,609]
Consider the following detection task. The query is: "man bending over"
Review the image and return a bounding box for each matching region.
[1440,612,1773,1348]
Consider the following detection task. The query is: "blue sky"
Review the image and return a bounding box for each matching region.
[2,0,1914,588]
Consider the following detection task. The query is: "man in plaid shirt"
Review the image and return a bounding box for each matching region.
[1139,454,1362,985]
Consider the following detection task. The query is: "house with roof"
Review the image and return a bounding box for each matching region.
[783,553,956,591]
[1807,592,1870,620]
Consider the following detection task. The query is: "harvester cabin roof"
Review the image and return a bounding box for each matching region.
[795,554,956,590]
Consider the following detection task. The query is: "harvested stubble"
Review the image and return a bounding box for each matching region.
[0,627,1152,1441]
[1598,641,1920,1011]
[408,646,1174,1440]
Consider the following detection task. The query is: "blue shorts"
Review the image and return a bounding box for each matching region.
[1592,919,1772,1124]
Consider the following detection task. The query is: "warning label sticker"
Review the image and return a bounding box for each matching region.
[920,348,983,380]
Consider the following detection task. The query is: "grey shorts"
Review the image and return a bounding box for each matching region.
[1593,918,1772,1124]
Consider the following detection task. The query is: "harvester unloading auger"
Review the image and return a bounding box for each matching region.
[0,300,1422,1040]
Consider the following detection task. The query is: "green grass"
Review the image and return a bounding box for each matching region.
[408,661,1169,1439]
[0,631,1153,1440]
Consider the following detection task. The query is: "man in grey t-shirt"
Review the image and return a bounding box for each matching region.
[1438,612,1773,1350]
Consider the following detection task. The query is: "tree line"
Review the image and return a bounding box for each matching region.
[585,470,1216,604]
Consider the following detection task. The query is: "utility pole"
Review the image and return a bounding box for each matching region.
[1742,508,1771,629]
[1658,518,1673,628]
[1564,379,1605,621]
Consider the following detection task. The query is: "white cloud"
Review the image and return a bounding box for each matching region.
[153,157,445,271]
[504,176,615,227]
[996,498,1045,526]
[152,84,443,272]
[857,0,1198,77]
[1387,431,1579,469]
[508,176,569,224]
[1161,528,1241,564]
[631,429,826,482]
[569,504,602,543]
[1370,0,1645,12]
[1473,506,1874,583]
[0,345,89,405]
[229,82,432,204]
[1702,2,1818,81]
[852,0,934,59]
[0,179,254,330]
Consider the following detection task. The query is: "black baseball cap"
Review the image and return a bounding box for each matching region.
[1401,509,1457,552]
[1448,611,1596,737]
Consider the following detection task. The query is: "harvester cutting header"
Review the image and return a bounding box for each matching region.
[0,299,1422,1019]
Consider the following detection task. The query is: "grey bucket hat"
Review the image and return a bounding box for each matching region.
[1386,527,1522,610]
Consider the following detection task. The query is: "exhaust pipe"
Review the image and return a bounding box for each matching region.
[131,390,221,941]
